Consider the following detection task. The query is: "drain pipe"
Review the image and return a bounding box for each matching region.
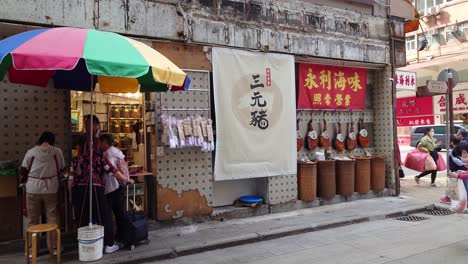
[385,0,401,196]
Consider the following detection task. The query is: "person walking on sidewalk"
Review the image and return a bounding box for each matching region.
[414,127,440,187]
[99,133,133,244]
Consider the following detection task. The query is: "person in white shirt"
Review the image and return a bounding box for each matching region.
[20,131,65,256]
[99,134,132,244]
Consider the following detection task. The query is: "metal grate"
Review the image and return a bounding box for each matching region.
[395,215,429,222]
[425,209,453,216]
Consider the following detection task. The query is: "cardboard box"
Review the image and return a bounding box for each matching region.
[0,175,17,198]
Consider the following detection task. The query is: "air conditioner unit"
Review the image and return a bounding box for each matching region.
[428,6,440,16]
[428,29,438,35]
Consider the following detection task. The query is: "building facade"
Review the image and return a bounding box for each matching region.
[0,0,406,238]
[399,0,468,143]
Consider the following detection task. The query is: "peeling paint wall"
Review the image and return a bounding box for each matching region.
[153,70,214,220]
[1,0,389,63]
[157,185,212,220]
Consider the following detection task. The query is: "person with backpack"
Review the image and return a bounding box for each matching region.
[19,131,65,255]
[99,134,133,244]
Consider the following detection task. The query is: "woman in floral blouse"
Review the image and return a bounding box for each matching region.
[70,150,132,254]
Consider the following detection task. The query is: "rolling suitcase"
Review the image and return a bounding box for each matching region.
[125,183,150,250]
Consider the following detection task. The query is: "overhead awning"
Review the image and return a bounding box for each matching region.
[389,0,420,33]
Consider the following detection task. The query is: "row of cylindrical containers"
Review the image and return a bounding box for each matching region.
[297,156,386,201]
[110,105,141,118]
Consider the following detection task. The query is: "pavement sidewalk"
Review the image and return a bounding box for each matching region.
[0,197,433,264]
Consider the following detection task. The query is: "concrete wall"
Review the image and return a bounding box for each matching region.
[0,0,390,64]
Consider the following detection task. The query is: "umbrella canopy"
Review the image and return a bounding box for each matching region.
[0,27,191,92]
[0,27,191,229]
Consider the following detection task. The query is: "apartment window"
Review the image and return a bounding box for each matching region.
[436,27,446,44]
[406,36,416,52]
[417,0,456,15]
[460,21,468,40]
[418,33,432,49]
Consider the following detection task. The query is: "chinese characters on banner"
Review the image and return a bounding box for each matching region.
[433,91,468,114]
[395,70,416,91]
[249,74,269,130]
[212,48,296,181]
[297,63,367,110]
[396,96,434,127]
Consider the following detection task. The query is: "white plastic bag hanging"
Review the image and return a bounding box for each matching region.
[168,116,179,149]
[177,118,186,148]
[183,116,195,147]
[193,115,204,147]
[450,179,467,213]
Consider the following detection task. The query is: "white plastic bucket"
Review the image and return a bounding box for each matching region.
[77,225,104,262]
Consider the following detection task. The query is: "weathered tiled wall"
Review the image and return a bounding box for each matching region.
[372,66,396,193]
[0,77,71,164]
[153,70,214,220]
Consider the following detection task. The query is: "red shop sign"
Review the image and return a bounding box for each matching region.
[396,96,433,117]
[297,63,367,110]
[397,116,435,127]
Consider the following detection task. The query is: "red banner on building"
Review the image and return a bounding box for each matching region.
[396,96,434,127]
[396,96,433,117]
[297,63,367,110]
[396,116,435,126]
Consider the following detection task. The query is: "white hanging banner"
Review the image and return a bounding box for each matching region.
[395,70,416,91]
[212,48,296,181]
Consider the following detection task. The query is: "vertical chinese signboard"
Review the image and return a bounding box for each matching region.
[434,91,468,114]
[297,63,367,109]
[212,48,296,181]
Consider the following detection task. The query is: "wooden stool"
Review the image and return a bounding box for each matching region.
[25,223,61,264]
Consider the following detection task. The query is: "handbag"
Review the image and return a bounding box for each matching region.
[399,166,405,178]
[424,154,437,171]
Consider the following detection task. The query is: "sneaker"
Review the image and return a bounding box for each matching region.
[431,183,438,187]
[414,176,420,184]
[440,196,451,204]
[105,244,119,254]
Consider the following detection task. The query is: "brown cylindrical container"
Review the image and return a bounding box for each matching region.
[335,159,355,196]
[371,155,386,191]
[130,105,140,118]
[120,105,130,118]
[354,156,371,193]
[111,105,120,118]
[297,162,317,201]
[317,160,336,199]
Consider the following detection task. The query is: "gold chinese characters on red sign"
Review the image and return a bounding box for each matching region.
[297,63,368,110]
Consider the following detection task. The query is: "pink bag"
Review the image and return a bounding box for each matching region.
[404,149,428,172]
[424,154,437,171]
[436,153,447,171]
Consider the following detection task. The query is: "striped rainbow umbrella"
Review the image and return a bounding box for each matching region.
[0,27,191,230]
[0,27,191,92]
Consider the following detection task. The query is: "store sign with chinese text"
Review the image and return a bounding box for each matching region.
[434,91,468,114]
[396,96,434,127]
[297,63,367,110]
[212,48,296,181]
[395,70,416,91]
[397,116,435,126]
